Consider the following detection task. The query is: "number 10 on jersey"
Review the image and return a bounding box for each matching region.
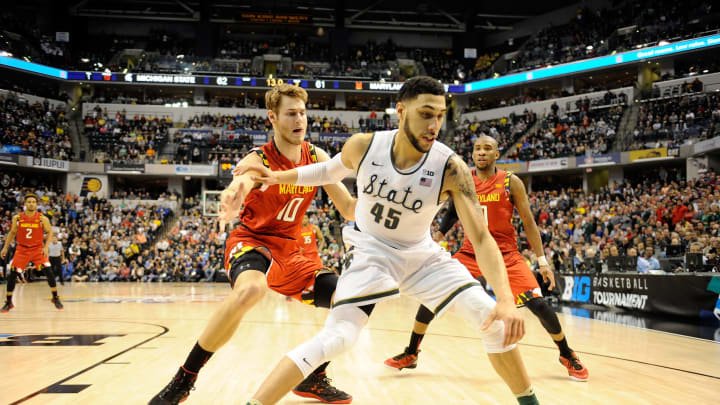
[277,197,304,222]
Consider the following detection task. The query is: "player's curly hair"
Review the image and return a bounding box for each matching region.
[24,193,39,202]
[265,84,308,113]
[398,76,445,102]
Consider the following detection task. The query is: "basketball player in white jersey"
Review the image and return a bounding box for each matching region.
[234,76,540,405]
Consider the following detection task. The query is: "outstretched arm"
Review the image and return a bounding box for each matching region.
[511,174,555,289]
[314,147,357,222]
[0,215,18,259]
[235,133,374,188]
[218,152,264,226]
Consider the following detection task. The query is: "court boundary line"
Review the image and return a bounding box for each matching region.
[206,319,720,381]
[8,320,169,404]
[362,327,720,381]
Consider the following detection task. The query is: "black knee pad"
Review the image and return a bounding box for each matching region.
[228,249,271,288]
[415,305,436,324]
[311,271,338,309]
[525,297,562,335]
[44,267,57,288]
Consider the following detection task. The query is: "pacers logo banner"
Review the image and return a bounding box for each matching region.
[67,174,108,198]
[81,177,103,197]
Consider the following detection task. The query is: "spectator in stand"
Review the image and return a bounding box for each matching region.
[637,246,661,273]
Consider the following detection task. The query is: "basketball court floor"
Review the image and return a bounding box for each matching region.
[1,282,719,404]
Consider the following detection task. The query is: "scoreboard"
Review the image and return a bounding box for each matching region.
[65,71,460,92]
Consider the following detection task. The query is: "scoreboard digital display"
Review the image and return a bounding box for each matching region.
[65,71,418,92]
[237,13,312,25]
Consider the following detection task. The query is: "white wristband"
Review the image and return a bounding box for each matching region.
[538,256,549,266]
[295,153,354,186]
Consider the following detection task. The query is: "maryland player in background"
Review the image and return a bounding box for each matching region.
[1,193,64,312]
[299,214,325,266]
[149,84,356,405]
[384,135,589,381]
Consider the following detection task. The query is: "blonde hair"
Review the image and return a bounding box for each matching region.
[265,84,308,112]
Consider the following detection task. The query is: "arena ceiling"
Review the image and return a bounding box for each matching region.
[52,0,581,32]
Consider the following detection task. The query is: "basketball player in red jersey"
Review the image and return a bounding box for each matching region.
[385,135,589,381]
[150,84,357,405]
[299,214,325,267]
[1,193,64,312]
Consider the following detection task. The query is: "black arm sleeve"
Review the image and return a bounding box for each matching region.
[438,199,459,234]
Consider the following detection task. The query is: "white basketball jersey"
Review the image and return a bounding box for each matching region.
[355,130,455,249]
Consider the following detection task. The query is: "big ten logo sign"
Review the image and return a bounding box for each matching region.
[561,276,591,303]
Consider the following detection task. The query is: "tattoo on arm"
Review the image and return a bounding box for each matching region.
[446,156,476,199]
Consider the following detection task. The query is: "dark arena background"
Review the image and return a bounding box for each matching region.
[1,0,719,404]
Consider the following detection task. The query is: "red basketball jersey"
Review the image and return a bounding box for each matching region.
[299,223,320,259]
[236,141,318,239]
[17,211,44,247]
[458,169,518,254]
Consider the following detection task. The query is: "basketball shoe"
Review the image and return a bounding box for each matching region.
[292,371,352,404]
[383,347,419,370]
[1,301,13,313]
[52,297,64,310]
[149,367,197,405]
[559,351,589,381]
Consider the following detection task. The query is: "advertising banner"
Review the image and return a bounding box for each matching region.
[109,161,145,173]
[629,147,667,162]
[66,174,108,198]
[318,133,352,143]
[558,273,720,319]
[32,157,69,172]
[0,153,19,165]
[577,153,621,167]
[527,157,569,172]
[496,160,525,173]
[222,130,268,145]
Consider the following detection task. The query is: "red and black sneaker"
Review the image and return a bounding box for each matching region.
[384,347,419,370]
[292,372,352,404]
[52,297,64,310]
[149,367,198,405]
[559,351,589,381]
[1,301,13,313]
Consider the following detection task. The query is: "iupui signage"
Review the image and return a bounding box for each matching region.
[33,157,69,171]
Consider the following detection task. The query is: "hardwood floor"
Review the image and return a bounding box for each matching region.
[1,283,718,404]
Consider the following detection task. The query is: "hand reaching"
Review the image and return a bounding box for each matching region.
[482,300,525,348]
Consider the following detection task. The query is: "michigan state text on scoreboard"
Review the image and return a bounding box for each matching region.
[557,273,720,320]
